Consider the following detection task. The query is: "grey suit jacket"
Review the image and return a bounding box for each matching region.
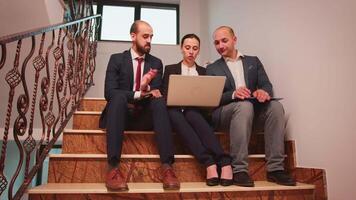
[206,55,273,106]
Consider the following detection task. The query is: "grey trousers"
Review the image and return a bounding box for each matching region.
[212,100,285,173]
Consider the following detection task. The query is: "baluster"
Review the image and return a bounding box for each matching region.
[9,35,35,198]
[0,44,6,70]
[0,40,22,196]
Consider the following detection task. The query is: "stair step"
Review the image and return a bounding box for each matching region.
[47,154,269,183]
[62,129,265,154]
[27,182,315,200]
[73,111,101,129]
[79,98,106,111]
[28,181,314,193]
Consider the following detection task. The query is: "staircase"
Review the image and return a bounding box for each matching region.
[27,98,327,199]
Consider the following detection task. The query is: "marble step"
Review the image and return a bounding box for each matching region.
[79,98,106,112]
[62,129,266,154]
[27,182,315,200]
[47,154,271,183]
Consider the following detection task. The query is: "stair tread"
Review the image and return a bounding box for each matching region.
[28,181,314,194]
[49,153,267,159]
[63,129,226,135]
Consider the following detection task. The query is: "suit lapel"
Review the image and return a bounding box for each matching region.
[176,62,182,74]
[241,57,249,88]
[124,51,134,90]
[219,58,236,89]
[143,54,151,75]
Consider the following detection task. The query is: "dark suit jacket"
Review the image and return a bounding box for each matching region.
[99,50,164,128]
[162,62,206,97]
[206,56,273,106]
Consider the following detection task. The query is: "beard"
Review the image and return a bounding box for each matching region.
[137,43,151,55]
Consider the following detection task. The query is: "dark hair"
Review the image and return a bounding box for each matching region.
[130,20,150,34]
[180,34,200,47]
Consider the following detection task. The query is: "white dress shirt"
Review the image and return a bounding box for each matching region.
[181,63,199,76]
[130,48,145,99]
[224,50,246,99]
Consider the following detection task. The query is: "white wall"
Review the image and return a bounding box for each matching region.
[205,0,356,199]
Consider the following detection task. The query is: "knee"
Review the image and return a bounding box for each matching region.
[268,101,285,117]
[232,101,254,119]
[150,97,166,110]
[184,109,200,120]
[109,92,127,107]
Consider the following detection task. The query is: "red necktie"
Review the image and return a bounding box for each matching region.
[135,57,144,91]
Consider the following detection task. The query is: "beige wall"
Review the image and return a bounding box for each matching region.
[0,0,64,140]
[204,0,356,199]
[0,0,63,37]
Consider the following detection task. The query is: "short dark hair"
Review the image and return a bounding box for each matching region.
[180,33,200,47]
[130,20,150,34]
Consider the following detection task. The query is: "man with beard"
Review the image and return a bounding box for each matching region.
[99,20,179,191]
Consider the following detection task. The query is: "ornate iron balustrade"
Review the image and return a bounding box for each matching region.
[0,10,101,200]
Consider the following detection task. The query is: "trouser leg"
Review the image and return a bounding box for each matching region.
[184,109,231,167]
[105,92,127,167]
[214,101,254,173]
[168,108,215,166]
[149,97,175,165]
[256,100,286,172]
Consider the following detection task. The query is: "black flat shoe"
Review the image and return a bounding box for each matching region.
[267,170,296,186]
[206,177,219,186]
[220,178,233,186]
[233,172,255,187]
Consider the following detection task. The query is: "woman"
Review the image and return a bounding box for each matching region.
[162,34,233,186]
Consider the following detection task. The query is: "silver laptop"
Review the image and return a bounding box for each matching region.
[166,75,226,107]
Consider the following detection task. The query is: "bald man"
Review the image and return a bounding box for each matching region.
[99,20,180,191]
[206,26,296,187]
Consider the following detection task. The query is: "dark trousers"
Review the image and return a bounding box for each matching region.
[168,108,231,167]
[103,92,175,167]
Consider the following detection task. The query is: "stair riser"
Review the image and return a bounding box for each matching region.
[62,132,266,154]
[48,157,267,183]
[73,114,101,129]
[79,99,106,111]
[29,190,315,200]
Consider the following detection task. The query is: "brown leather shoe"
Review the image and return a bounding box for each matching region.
[105,167,128,191]
[159,165,180,190]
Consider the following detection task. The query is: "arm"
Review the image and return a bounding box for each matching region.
[161,66,171,97]
[148,59,163,90]
[206,65,234,106]
[256,57,273,96]
[104,54,135,101]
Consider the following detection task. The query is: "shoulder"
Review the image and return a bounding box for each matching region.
[242,55,260,62]
[165,63,180,70]
[206,58,223,71]
[146,53,162,64]
[109,50,129,61]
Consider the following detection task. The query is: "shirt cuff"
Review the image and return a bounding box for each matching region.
[134,91,141,99]
[232,91,236,100]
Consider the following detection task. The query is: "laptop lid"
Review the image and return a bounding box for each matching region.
[166,75,226,107]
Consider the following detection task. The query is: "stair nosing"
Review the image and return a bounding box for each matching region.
[63,129,226,135]
[49,153,267,159]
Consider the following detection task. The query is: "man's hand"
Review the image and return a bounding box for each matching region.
[252,89,270,103]
[141,69,158,91]
[234,87,251,100]
[150,89,162,98]
[140,89,162,99]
